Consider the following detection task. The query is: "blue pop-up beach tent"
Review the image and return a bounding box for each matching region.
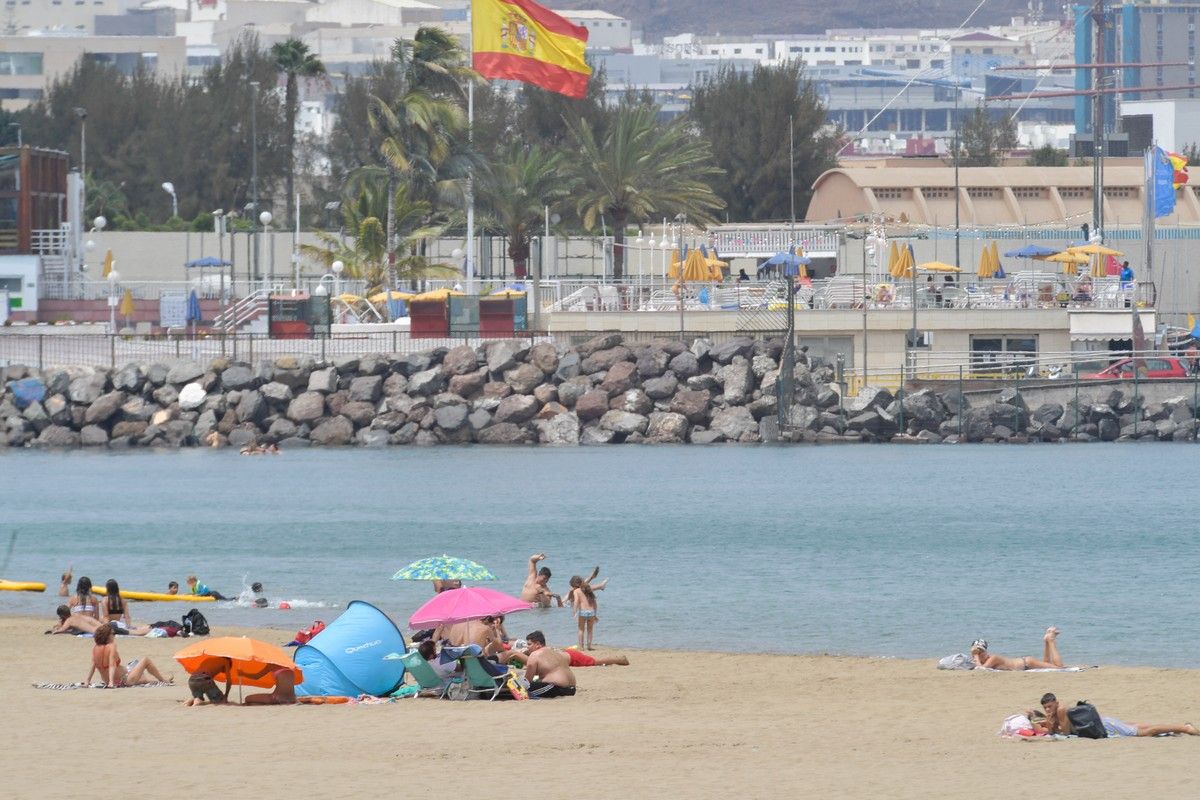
[294,601,407,697]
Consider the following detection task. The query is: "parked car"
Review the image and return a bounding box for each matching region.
[1082,357,1192,379]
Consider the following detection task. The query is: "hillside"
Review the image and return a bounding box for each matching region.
[555,0,1034,38]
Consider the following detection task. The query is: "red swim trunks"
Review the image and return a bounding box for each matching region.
[566,649,596,667]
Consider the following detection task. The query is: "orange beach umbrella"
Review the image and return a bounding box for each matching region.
[174,636,302,689]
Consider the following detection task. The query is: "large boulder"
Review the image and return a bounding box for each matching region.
[538,412,580,445]
[533,384,559,406]
[617,389,654,416]
[80,424,109,447]
[750,355,778,379]
[407,368,446,397]
[899,389,944,433]
[709,406,758,441]
[710,337,755,365]
[178,382,207,411]
[119,396,155,422]
[44,394,70,425]
[847,386,894,414]
[718,359,755,405]
[260,381,293,405]
[669,389,711,423]
[554,352,581,382]
[448,369,487,399]
[441,345,479,376]
[111,364,144,393]
[528,343,560,375]
[476,422,530,445]
[382,373,409,398]
[287,391,326,423]
[668,351,701,379]
[494,394,540,424]
[221,364,257,391]
[434,404,469,431]
[598,361,638,396]
[643,373,679,401]
[646,411,689,442]
[504,363,545,395]
[165,361,204,386]
[599,409,648,436]
[575,389,611,421]
[581,346,633,375]
[358,353,390,376]
[1032,402,1064,427]
[35,425,80,447]
[960,408,994,442]
[310,415,355,446]
[348,375,383,404]
[307,367,338,394]
[68,376,103,405]
[339,400,377,428]
[152,384,179,407]
[575,333,623,358]
[235,390,267,425]
[485,340,525,374]
[84,390,126,424]
[636,348,670,379]
[557,376,593,408]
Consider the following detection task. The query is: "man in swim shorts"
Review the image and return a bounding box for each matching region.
[971,627,1064,670]
[1033,693,1200,737]
[521,630,576,698]
[499,639,629,668]
[520,554,562,608]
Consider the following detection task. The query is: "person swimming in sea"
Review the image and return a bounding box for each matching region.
[971,627,1064,670]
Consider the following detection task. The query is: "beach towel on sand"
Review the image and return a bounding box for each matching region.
[33,682,175,690]
[937,654,1093,672]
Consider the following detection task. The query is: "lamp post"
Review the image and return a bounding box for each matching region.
[107,268,120,335]
[259,210,273,292]
[331,260,343,308]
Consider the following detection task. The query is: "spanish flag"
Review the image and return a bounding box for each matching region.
[472,0,591,99]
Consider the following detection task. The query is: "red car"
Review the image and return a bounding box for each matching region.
[1082,356,1192,379]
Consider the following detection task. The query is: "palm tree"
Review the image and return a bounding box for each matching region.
[301,184,457,294]
[565,103,725,279]
[476,143,571,277]
[271,39,325,226]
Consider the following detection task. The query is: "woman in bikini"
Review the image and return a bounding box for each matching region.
[69,577,101,621]
[102,579,132,632]
[565,567,608,651]
[971,627,1064,671]
[87,624,172,687]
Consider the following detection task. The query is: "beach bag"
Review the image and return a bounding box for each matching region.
[182,608,210,637]
[293,620,325,646]
[937,653,976,670]
[1067,701,1107,739]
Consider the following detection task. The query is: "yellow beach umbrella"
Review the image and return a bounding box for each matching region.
[989,241,1001,276]
[704,254,727,280]
[368,290,416,304]
[977,246,995,279]
[118,288,135,319]
[1044,251,1089,276]
[101,249,115,278]
[681,249,712,282]
[1067,243,1123,257]
[1090,254,1107,279]
[411,288,465,302]
[334,293,365,305]
[915,261,963,273]
[892,245,912,278]
[887,241,900,276]
[666,250,683,279]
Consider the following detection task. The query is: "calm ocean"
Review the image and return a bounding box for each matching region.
[2,445,1196,666]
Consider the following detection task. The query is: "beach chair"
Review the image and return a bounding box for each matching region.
[384,650,448,699]
[460,655,510,701]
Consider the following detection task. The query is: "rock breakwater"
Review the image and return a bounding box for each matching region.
[1,334,1197,448]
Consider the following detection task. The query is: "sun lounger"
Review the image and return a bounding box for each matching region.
[383,650,449,698]
[460,655,510,701]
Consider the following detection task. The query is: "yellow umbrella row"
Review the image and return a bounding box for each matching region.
[1065,243,1123,279]
[889,244,914,278]
[118,288,135,318]
[1044,250,1089,275]
[668,249,723,282]
[975,241,1002,279]
[411,287,464,302]
[368,290,416,303]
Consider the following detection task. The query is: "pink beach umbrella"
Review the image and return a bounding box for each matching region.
[408,586,533,629]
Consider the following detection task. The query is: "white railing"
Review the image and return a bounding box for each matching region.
[710,226,841,257]
[30,227,69,256]
[211,290,270,330]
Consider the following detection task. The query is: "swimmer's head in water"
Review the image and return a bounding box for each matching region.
[168,581,178,593]
[537,567,551,584]
[569,575,583,588]
[251,582,263,593]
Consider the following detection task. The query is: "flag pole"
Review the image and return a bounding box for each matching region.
[465,5,475,296]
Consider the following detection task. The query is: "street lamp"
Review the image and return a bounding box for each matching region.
[162,182,178,219]
[259,210,273,291]
[93,215,106,233]
[331,259,344,298]
[107,268,121,334]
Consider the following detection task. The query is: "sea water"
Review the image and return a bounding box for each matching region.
[2,445,1197,667]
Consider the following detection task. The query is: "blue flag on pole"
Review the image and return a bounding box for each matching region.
[1154,146,1176,218]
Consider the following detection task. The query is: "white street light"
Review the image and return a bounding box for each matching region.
[314,282,329,296]
[331,260,344,275]
[161,181,178,219]
[107,267,121,334]
[331,259,344,299]
[259,211,272,227]
[85,239,95,252]
[107,268,120,285]
[93,215,107,231]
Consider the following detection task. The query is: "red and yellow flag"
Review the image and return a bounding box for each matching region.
[472,0,591,99]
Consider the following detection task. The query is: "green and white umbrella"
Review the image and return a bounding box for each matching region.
[390,555,496,582]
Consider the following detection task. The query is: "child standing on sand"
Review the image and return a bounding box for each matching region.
[565,568,608,651]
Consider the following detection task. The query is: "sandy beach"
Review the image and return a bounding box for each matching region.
[4,615,1199,797]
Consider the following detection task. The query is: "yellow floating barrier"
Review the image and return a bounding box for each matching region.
[93,586,215,603]
[0,580,46,593]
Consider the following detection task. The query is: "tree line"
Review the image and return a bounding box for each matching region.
[5,30,841,283]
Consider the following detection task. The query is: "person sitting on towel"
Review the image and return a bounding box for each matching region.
[970,627,1064,671]
[1031,693,1200,737]
[244,669,297,705]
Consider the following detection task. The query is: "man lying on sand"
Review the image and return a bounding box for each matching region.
[47,606,154,636]
[517,630,576,698]
[498,638,629,668]
[1031,692,1200,737]
[971,627,1064,670]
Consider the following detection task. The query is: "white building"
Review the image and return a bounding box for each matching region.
[554,9,631,52]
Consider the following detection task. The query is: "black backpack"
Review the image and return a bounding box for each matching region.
[181,608,210,637]
[1067,701,1108,739]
